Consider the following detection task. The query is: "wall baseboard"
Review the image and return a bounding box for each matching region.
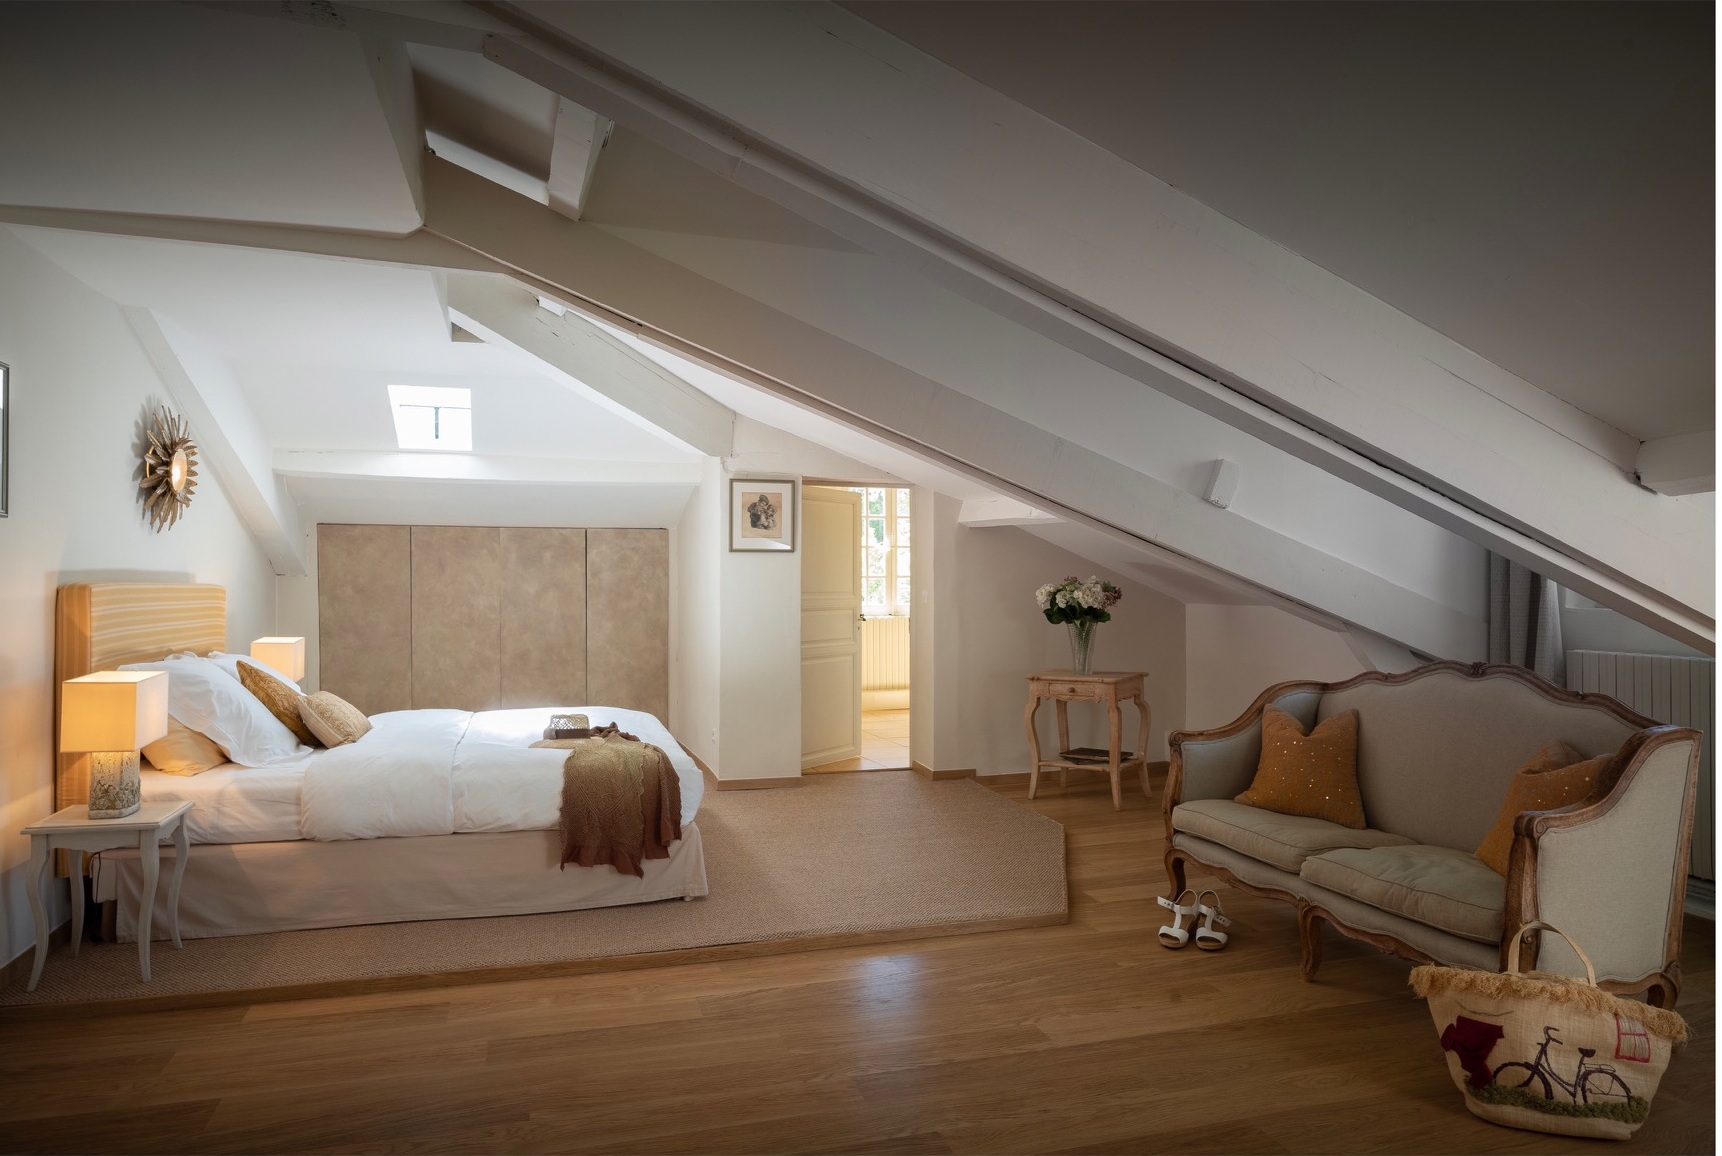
[1685,878,1714,920]
[712,775,805,791]
[862,689,910,711]
[2,921,71,992]
[911,761,973,781]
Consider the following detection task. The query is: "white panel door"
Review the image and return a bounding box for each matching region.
[801,486,863,768]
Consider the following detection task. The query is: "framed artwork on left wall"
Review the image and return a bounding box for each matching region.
[729,478,797,552]
[0,360,9,517]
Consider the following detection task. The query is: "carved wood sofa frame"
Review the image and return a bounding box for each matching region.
[1163,662,1700,1008]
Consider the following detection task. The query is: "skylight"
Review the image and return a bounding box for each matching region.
[388,384,471,451]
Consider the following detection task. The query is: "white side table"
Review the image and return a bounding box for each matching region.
[22,800,193,990]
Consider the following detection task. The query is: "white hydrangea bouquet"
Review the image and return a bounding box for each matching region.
[1035,575,1122,624]
[1035,576,1121,674]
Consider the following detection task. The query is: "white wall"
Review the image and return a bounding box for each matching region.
[670,457,723,770]
[953,525,1185,775]
[1561,600,1708,662]
[1184,604,1372,730]
[0,227,276,967]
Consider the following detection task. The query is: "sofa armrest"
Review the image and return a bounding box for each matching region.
[1164,683,1325,833]
[1504,726,1701,993]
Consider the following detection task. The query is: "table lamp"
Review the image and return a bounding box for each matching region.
[249,636,306,682]
[60,671,169,819]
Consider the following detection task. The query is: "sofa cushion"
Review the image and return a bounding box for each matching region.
[1475,742,1609,875]
[1173,799,1415,874]
[1300,845,1505,944]
[1235,705,1367,828]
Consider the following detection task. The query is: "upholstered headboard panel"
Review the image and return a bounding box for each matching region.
[317,525,669,721]
[54,582,227,810]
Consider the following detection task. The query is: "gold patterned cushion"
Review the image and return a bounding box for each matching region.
[236,661,318,747]
[141,719,228,776]
[1475,741,1608,875]
[299,691,373,748]
[1235,705,1366,829]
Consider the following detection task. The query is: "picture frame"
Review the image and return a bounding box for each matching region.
[729,477,797,552]
[0,361,9,518]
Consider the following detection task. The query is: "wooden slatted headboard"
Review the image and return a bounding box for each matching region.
[54,583,226,811]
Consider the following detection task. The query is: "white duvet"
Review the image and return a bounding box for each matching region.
[298,707,704,842]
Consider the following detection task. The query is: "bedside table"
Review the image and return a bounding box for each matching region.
[22,800,193,991]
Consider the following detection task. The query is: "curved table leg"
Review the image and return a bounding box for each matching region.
[1023,696,1043,799]
[25,836,51,992]
[1135,697,1153,798]
[137,832,160,982]
[167,818,189,950]
[1106,698,1124,810]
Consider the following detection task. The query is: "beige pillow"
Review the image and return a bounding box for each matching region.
[142,719,228,776]
[236,661,319,747]
[299,691,373,748]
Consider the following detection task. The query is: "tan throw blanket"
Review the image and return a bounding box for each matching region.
[530,725,682,877]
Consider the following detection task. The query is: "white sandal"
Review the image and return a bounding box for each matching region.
[1157,888,1199,949]
[1194,889,1232,951]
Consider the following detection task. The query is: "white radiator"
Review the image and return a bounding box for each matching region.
[862,616,910,709]
[1567,650,1713,881]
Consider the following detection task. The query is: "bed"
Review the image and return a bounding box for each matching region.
[55,582,708,942]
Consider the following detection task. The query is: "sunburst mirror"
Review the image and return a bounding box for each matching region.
[139,405,198,532]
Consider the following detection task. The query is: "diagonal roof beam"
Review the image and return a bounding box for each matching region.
[423,156,1488,659]
[447,272,734,457]
[126,308,307,577]
[547,99,611,221]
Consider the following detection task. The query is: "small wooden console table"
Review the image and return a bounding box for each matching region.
[1023,671,1151,810]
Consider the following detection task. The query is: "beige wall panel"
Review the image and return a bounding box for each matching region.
[318,525,413,715]
[587,529,670,721]
[412,526,503,710]
[499,527,589,708]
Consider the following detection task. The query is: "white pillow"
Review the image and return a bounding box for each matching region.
[119,655,310,767]
[206,650,302,693]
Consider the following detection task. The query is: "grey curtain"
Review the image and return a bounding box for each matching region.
[1487,553,1564,685]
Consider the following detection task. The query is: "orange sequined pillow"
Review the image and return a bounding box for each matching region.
[1235,705,1366,829]
[1475,741,1608,875]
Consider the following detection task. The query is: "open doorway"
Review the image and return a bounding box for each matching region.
[801,484,912,772]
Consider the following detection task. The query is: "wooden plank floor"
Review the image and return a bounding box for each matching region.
[0,772,1711,1154]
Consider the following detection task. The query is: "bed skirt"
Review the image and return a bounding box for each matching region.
[92,825,708,942]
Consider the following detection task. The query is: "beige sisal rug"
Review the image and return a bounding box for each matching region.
[2,772,1065,1008]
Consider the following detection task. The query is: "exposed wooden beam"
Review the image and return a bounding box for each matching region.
[547,99,611,220]
[186,0,505,52]
[473,10,1711,643]
[446,272,734,457]
[957,497,1059,529]
[126,309,308,577]
[358,36,425,223]
[0,202,490,269]
[421,157,1492,659]
[1636,432,1715,497]
[274,449,700,486]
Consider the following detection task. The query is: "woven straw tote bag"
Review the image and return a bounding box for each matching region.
[1411,921,1688,1140]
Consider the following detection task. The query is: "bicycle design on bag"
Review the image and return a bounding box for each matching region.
[1493,1025,1633,1105]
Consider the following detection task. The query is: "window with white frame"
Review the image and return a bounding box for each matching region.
[852,487,911,617]
[388,384,472,451]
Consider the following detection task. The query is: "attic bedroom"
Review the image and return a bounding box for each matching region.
[0,2,1712,1153]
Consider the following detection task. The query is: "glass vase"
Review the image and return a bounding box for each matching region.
[1067,620,1098,676]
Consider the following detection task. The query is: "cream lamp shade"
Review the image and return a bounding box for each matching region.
[60,671,169,819]
[250,636,306,682]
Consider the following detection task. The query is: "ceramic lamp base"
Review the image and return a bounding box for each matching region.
[87,750,141,819]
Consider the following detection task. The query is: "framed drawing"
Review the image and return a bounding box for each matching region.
[0,361,8,517]
[729,478,797,552]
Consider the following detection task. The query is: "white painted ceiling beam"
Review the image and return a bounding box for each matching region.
[0,202,493,271]
[187,0,506,52]
[274,449,700,486]
[446,271,734,457]
[126,308,307,576]
[957,497,1060,529]
[421,157,1487,659]
[359,36,425,223]
[474,3,1711,635]
[1636,432,1714,497]
[547,99,611,220]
